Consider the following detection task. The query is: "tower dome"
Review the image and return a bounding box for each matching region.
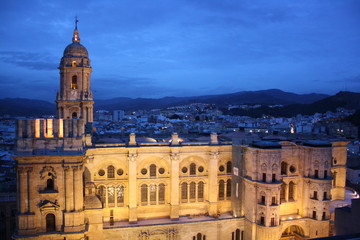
[62,17,88,58]
[63,42,88,58]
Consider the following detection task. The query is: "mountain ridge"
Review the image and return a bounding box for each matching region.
[1,89,359,117]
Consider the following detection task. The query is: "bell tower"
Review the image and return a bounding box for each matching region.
[56,17,94,123]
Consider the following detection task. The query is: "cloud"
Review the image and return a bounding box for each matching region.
[0,51,57,70]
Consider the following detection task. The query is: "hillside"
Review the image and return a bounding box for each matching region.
[1,90,358,118]
[94,89,329,111]
[224,91,360,117]
[0,98,55,117]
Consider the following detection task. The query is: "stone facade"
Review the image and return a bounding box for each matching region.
[12,23,347,240]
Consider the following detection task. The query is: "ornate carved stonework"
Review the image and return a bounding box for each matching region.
[40,166,56,179]
[128,153,138,162]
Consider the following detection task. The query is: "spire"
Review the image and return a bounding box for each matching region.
[72,16,80,43]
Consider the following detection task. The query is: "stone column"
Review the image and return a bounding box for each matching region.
[73,166,83,211]
[26,167,33,213]
[64,166,73,211]
[285,183,289,202]
[18,167,28,213]
[170,152,180,220]
[208,151,219,216]
[128,152,138,223]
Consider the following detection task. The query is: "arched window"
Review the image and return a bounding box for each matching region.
[98,186,106,207]
[158,184,165,204]
[260,192,266,205]
[219,180,225,200]
[150,184,157,205]
[46,178,54,191]
[259,215,265,225]
[195,233,205,240]
[71,75,78,89]
[190,182,196,202]
[288,181,295,201]
[226,179,232,199]
[108,185,115,207]
[46,213,56,232]
[198,181,204,202]
[333,171,337,187]
[117,185,124,207]
[181,182,188,203]
[226,161,232,174]
[190,163,196,175]
[314,169,319,178]
[235,229,240,240]
[141,184,148,205]
[150,164,156,177]
[281,162,287,175]
[108,165,115,178]
[72,112,77,118]
[280,183,286,203]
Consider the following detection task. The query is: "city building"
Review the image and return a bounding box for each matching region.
[12,22,347,240]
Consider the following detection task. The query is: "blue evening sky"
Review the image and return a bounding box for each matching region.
[0,0,360,101]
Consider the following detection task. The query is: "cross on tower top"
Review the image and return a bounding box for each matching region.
[75,16,79,30]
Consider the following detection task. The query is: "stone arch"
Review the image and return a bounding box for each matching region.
[83,167,91,184]
[180,156,207,176]
[137,156,170,177]
[272,164,278,172]
[94,158,128,178]
[261,163,267,172]
[280,225,305,239]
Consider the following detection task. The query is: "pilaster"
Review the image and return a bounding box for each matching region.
[128,151,138,223]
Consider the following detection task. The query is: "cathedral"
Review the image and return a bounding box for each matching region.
[12,22,347,240]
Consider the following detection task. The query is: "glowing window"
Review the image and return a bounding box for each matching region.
[71,75,78,89]
[117,185,124,207]
[150,184,157,205]
[108,185,115,207]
